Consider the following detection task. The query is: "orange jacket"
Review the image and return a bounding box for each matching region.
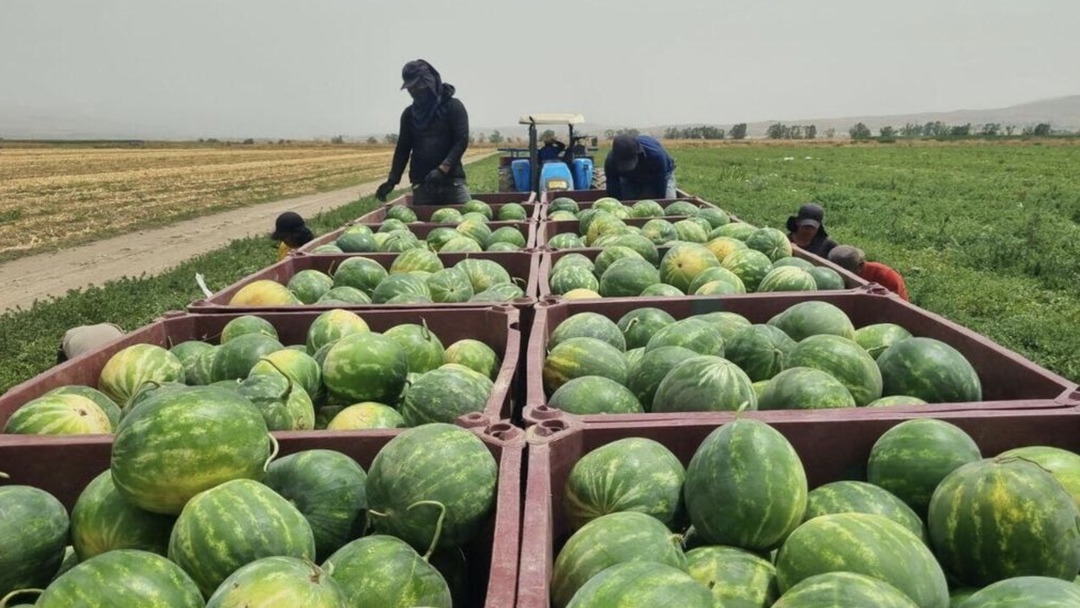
[860,261,909,301]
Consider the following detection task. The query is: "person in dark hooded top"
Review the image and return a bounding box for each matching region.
[376,60,471,205]
[786,202,838,258]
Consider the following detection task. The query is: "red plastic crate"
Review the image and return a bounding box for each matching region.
[523,290,1079,426]
[300,220,538,253]
[188,251,540,312]
[516,406,1080,608]
[0,416,524,608]
[0,306,522,431]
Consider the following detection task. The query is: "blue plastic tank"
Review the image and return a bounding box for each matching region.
[511,159,531,192]
[571,158,594,190]
[540,161,574,192]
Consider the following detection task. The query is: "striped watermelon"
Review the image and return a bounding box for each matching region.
[776,513,949,608]
[697,206,730,227]
[877,337,983,403]
[605,233,660,264]
[626,346,700,410]
[366,423,497,552]
[430,208,463,224]
[169,341,216,385]
[694,279,743,295]
[652,355,756,412]
[43,385,122,428]
[36,549,203,607]
[786,334,883,406]
[712,221,757,241]
[264,450,367,561]
[387,203,419,222]
[456,258,511,292]
[771,256,815,271]
[456,218,492,247]
[617,308,676,350]
[385,323,446,375]
[854,323,913,359]
[470,283,523,302]
[772,572,919,608]
[562,288,601,299]
[686,546,779,608]
[543,337,628,395]
[687,266,746,294]
[548,232,585,249]
[228,280,301,306]
[440,236,484,252]
[641,218,679,245]
[390,248,444,274]
[566,561,711,608]
[372,272,431,303]
[247,348,322,402]
[684,419,807,550]
[444,339,500,379]
[631,199,665,217]
[644,318,726,357]
[4,393,112,435]
[639,283,683,296]
[721,248,773,291]
[867,419,982,516]
[237,373,315,431]
[866,395,928,406]
[674,219,710,242]
[724,324,798,382]
[70,470,175,560]
[623,347,645,369]
[189,346,219,385]
[323,535,451,607]
[98,344,185,406]
[758,266,818,292]
[928,458,1080,586]
[997,446,1080,510]
[400,365,494,425]
[804,480,926,543]
[311,243,345,254]
[745,227,793,261]
[599,257,662,297]
[220,315,278,344]
[551,312,627,351]
[168,479,315,597]
[317,286,371,305]
[550,265,600,295]
[549,376,643,415]
[426,267,475,303]
[550,197,580,213]
[593,245,643,277]
[552,252,594,274]
[564,438,684,530]
[695,311,753,341]
[705,236,747,262]
[322,331,409,405]
[552,511,688,608]
[210,333,284,383]
[659,243,720,292]
[332,256,387,293]
[0,485,69,598]
[462,199,493,218]
[767,301,856,341]
[335,228,376,253]
[326,402,405,430]
[665,200,701,217]
[111,386,271,515]
[956,576,1080,607]
[758,367,856,410]
[498,202,528,220]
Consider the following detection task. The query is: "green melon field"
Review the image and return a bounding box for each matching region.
[0,140,1078,394]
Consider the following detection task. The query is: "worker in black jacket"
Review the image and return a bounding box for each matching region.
[376,60,471,205]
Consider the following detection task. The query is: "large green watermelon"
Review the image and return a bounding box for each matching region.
[326,402,405,430]
[776,513,948,608]
[498,202,528,221]
[644,318,726,357]
[674,219,710,242]
[305,309,369,355]
[705,235,748,262]
[71,470,175,561]
[332,257,387,293]
[652,355,756,412]
[807,266,846,290]
[550,265,600,295]
[772,571,919,608]
[287,270,334,304]
[220,315,278,344]
[955,576,1080,607]
[456,258,511,293]
[599,257,662,297]
[785,334,883,406]
[426,268,475,303]
[659,242,720,292]
[626,346,700,411]
[854,323,913,359]
[316,286,372,305]
[548,375,643,415]
[867,395,929,407]
[928,458,1080,587]
[724,324,798,382]
[372,272,431,303]
[237,373,315,431]
[617,308,676,350]
[169,341,217,386]
[593,245,642,277]
[686,266,746,294]
[721,248,773,291]
[877,337,982,403]
[543,337,628,396]
[98,344,185,406]
[745,227,793,261]
[36,549,203,607]
[551,511,688,608]
[758,367,856,410]
[997,446,1080,511]
[641,218,679,245]
[323,535,451,607]
[322,331,409,405]
[758,266,818,292]
[385,323,446,375]
[605,233,661,264]
[43,385,121,428]
[566,561,711,608]
[564,438,684,530]
[804,480,926,542]
[4,393,112,435]
[366,423,497,552]
[205,556,347,607]
[400,365,494,425]
[552,252,594,274]
[444,339,500,379]
[686,545,778,608]
[551,312,626,351]
[697,206,730,228]
[684,419,807,551]
[389,248,443,275]
[0,485,69,598]
[767,301,856,341]
[247,348,322,402]
[210,333,284,383]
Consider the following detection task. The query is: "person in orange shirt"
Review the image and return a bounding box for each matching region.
[271,211,314,260]
[828,245,910,301]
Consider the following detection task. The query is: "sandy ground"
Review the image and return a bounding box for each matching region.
[0,152,494,313]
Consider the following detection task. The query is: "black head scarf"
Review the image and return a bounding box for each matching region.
[402,60,456,130]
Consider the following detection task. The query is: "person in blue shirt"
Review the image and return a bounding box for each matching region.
[604,133,677,200]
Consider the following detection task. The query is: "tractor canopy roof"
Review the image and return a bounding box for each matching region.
[518,113,586,126]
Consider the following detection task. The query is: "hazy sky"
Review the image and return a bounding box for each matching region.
[1,0,1078,139]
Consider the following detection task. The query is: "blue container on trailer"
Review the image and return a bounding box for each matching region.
[571,158,593,190]
[539,161,574,192]
[511,159,531,192]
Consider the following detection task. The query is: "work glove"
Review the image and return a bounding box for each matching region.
[375,181,396,201]
[424,167,447,184]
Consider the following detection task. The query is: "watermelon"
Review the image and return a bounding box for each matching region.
[645,318,725,356]
[310,244,344,254]
[377,218,408,233]
[366,423,498,551]
[786,334,883,406]
[758,266,818,292]
[169,341,216,386]
[956,576,1080,607]
[855,323,913,359]
[489,226,526,248]
[248,348,322,402]
[430,208,463,223]
[380,229,423,253]
[322,331,408,405]
[440,236,484,252]
[771,256,815,271]
[44,385,122,428]
[210,332,285,383]
[228,280,302,306]
[758,367,856,410]
[566,561,710,608]
[387,203,419,222]
[305,309,369,355]
[498,202,528,221]
[772,572,919,608]
[691,280,738,295]
[36,549,203,607]
[264,449,367,561]
[400,365,494,425]
[725,324,798,381]
[867,419,982,516]
[385,323,445,374]
[543,337,628,395]
[237,373,315,431]
[697,206,730,228]
[695,311,753,341]
[4,393,112,435]
[563,288,601,299]
[98,344,185,406]
[686,546,779,608]
[804,481,926,542]
[663,200,699,216]
[549,197,580,214]
[686,266,746,294]
[867,395,928,407]
[326,402,405,430]
[551,511,688,608]
[705,236,747,262]
[712,221,757,241]
[776,513,948,608]
[551,312,626,351]
[372,272,431,303]
[323,535,451,607]
[593,246,642,277]
[808,266,846,290]
[552,252,594,274]
[745,227,793,261]
[597,257,660,297]
[426,268,474,303]
[550,266,600,295]
[997,446,1080,510]
[333,257,387,293]
[470,283,523,302]
[456,258,512,292]
[336,228,376,253]
[444,339,500,379]
[462,199,493,219]
[169,479,316,597]
[673,219,709,242]
[659,243,720,292]
[564,438,684,530]
[390,248,444,274]
[626,346,700,410]
[606,233,661,264]
[631,199,665,217]
[653,355,756,412]
[456,218,492,247]
[111,386,271,515]
[71,471,175,561]
[721,248,773,291]
[0,485,69,598]
[685,419,807,550]
[624,346,643,369]
[316,286,371,305]
[487,241,521,251]
[617,308,676,350]
[189,346,219,385]
[548,376,643,415]
[548,232,585,249]
[427,227,463,250]
[877,337,982,403]
[767,301,856,341]
[585,214,629,245]
[286,270,334,304]
[928,458,1080,586]
[639,283,683,296]
[641,218,679,244]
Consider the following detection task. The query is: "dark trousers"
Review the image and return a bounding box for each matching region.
[412,178,471,205]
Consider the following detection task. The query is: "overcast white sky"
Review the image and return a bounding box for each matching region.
[1,0,1077,139]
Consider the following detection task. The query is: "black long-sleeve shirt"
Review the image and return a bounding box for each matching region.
[388,98,469,185]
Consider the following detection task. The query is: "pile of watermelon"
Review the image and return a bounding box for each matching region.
[540,301,983,414]
[372,199,530,225]
[548,417,1080,607]
[4,311,503,437]
[1,421,498,606]
[228,251,526,307]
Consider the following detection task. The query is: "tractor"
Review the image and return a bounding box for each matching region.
[497,113,600,194]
